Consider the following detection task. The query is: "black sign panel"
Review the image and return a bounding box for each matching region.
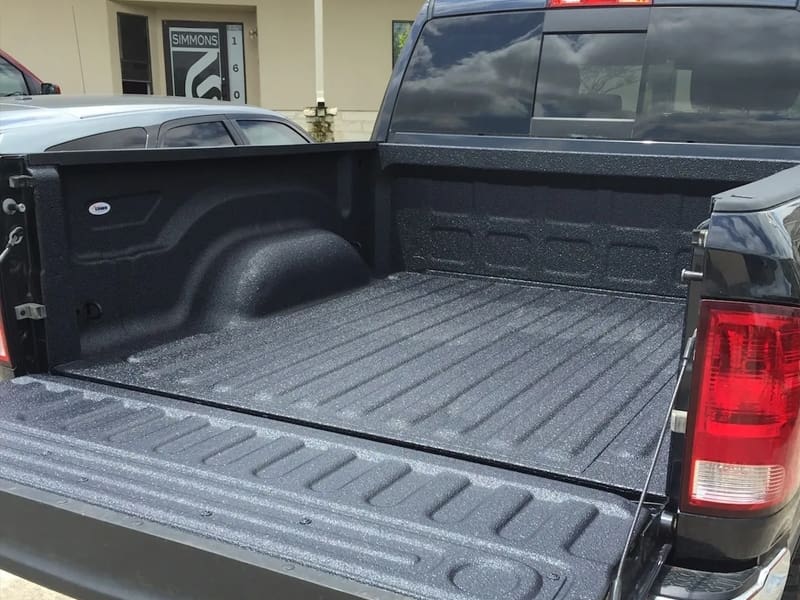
[164,21,246,103]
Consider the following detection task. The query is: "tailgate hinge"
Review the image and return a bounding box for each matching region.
[15,303,46,321]
[8,175,35,189]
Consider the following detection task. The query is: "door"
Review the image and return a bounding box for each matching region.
[163,21,246,104]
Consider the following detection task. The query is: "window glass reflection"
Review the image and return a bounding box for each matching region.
[391,12,543,135]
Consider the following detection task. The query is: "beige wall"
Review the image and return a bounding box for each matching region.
[0,0,422,130]
[0,0,116,94]
[325,0,420,111]
[256,0,314,111]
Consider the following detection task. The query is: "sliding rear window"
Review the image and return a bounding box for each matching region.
[532,33,646,139]
[392,6,800,146]
[535,7,800,144]
[390,11,544,136]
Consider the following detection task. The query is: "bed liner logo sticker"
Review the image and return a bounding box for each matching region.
[88,202,111,216]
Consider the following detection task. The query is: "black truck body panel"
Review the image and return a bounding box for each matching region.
[703,196,800,306]
[712,164,800,213]
[0,375,647,600]
[666,173,800,564]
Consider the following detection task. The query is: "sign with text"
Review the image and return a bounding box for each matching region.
[164,21,246,104]
[226,24,245,103]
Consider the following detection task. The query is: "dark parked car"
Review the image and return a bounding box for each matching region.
[0,50,59,96]
[0,1,799,600]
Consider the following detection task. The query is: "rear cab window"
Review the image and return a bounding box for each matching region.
[533,32,646,139]
[390,5,800,146]
[634,7,800,145]
[390,11,544,136]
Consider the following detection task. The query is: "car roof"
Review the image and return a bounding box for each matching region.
[0,95,281,123]
[0,95,300,153]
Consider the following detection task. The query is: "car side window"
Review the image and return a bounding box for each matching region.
[161,121,235,148]
[236,120,308,145]
[46,128,148,151]
[0,57,28,96]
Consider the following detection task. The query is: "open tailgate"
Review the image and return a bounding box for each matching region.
[0,375,647,600]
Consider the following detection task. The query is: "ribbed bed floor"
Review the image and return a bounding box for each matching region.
[62,272,685,491]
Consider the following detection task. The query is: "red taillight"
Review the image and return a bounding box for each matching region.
[547,0,651,7]
[683,300,800,514]
[0,316,10,366]
[0,301,10,366]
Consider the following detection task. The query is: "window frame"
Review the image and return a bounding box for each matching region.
[157,116,241,148]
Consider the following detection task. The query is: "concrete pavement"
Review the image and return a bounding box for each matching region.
[0,572,72,600]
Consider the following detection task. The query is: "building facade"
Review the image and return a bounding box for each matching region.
[0,0,422,140]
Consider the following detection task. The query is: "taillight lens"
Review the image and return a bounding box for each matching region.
[0,302,10,366]
[547,0,651,7]
[683,300,800,514]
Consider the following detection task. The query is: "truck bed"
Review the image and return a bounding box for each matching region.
[0,143,720,599]
[0,375,645,600]
[61,272,684,492]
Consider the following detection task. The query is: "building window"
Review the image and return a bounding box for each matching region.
[392,21,412,67]
[118,13,152,94]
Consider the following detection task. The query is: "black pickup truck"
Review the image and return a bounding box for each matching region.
[2,1,800,599]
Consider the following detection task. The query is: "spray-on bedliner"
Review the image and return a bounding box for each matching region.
[61,272,684,492]
[0,375,648,600]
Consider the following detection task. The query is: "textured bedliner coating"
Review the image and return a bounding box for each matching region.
[62,272,684,492]
[0,375,648,600]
